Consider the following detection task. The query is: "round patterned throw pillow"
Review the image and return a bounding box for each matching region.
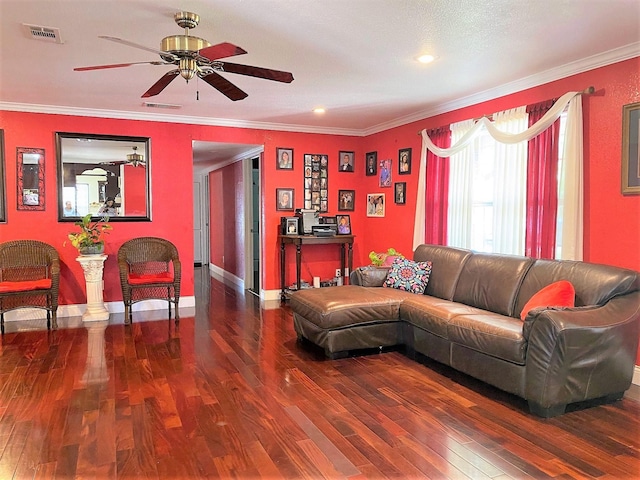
[382,257,432,294]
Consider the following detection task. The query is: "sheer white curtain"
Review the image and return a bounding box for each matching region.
[447,109,527,254]
[447,120,474,249]
[415,90,585,260]
[492,107,528,254]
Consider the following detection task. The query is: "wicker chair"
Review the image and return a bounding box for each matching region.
[0,240,60,333]
[118,237,181,324]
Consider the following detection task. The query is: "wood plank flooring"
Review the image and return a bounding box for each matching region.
[0,268,639,479]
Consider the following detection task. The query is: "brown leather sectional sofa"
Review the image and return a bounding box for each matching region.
[290,244,640,417]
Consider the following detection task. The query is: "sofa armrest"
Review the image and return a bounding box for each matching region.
[523,292,640,410]
[349,266,390,287]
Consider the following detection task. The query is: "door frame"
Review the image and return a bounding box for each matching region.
[243,151,263,294]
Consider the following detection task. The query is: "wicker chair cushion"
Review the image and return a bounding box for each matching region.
[127,272,174,285]
[0,279,52,293]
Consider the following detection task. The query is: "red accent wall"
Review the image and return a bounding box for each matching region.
[1,58,638,362]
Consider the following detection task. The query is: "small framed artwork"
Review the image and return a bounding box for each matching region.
[366,193,385,217]
[622,101,640,195]
[17,147,45,211]
[395,182,406,204]
[276,188,294,211]
[379,158,392,187]
[336,214,351,235]
[338,189,355,211]
[0,130,5,222]
[285,217,299,235]
[276,147,293,170]
[365,151,377,176]
[338,151,355,172]
[398,148,411,175]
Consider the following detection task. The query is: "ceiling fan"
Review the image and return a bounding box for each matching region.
[74,11,294,101]
[100,146,146,167]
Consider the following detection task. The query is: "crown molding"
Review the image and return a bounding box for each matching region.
[362,43,640,136]
[0,102,362,137]
[2,43,638,138]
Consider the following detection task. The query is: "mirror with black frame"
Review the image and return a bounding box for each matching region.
[56,132,151,221]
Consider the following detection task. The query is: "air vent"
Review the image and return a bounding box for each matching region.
[143,102,182,109]
[23,24,63,43]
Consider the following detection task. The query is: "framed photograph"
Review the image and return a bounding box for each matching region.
[365,151,377,176]
[285,217,299,235]
[303,154,328,212]
[366,193,385,217]
[276,188,294,211]
[379,158,392,187]
[338,189,355,211]
[395,182,406,204]
[0,130,5,222]
[398,148,412,175]
[622,101,640,195]
[276,147,293,170]
[338,151,354,172]
[336,214,351,235]
[17,147,45,211]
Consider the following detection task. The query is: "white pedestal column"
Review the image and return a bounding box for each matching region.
[76,254,110,322]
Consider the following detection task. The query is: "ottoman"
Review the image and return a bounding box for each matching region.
[289,285,409,358]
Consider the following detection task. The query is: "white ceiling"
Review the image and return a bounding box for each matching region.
[1,0,639,165]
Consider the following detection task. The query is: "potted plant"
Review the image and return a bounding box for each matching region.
[369,247,404,267]
[67,214,112,255]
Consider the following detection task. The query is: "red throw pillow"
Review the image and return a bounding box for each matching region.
[520,280,575,321]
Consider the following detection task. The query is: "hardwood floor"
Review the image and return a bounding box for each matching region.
[0,268,639,479]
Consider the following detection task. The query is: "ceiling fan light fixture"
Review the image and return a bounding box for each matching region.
[126,146,144,167]
[179,57,197,81]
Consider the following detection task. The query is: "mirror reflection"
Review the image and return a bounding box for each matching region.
[56,133,150,221]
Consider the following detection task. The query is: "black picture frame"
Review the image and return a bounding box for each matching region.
[338,189,355,211]
[398,148,412,175]
[276,188,294,211]
[276,147,294,170]
[0,130,5,222]
[338,151,354,172]
[365,151,377,176]
[303,154,328,212]
[395,182,406,205]
[336,214,351,235]
[622,102,640,195]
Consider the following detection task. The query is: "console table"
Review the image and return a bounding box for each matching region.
[279,234,354,301]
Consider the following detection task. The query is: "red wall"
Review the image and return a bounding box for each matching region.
[123,164,146,216]
[1,58,638,364]
[357,58,640,273]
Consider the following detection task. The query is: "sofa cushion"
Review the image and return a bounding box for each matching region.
[413,244,472,300]
[453,253,534,317]
[289,285,407,330]
[448,313,527,365]
[383,257,432,294]
[520,280,575,320]
[400,295,487,338]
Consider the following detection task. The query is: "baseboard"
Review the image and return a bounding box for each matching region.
[2,296,196,322]
[209,263,244,290]
[634,365,640,386]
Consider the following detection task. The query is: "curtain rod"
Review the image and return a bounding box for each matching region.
[417,86,596,135]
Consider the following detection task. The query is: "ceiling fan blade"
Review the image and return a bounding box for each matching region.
[75,61,165,71]
[141,70,180,98]
[200,72,248,101]
[218,62,294,83]
[98,35,175,59]
[199,42,247,61]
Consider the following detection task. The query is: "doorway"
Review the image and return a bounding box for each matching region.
[249,156,260,295]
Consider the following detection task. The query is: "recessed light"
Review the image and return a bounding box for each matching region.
[312,107,326,114]
[417,54,435,64]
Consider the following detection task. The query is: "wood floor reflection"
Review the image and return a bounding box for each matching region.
[0,269,639,479]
